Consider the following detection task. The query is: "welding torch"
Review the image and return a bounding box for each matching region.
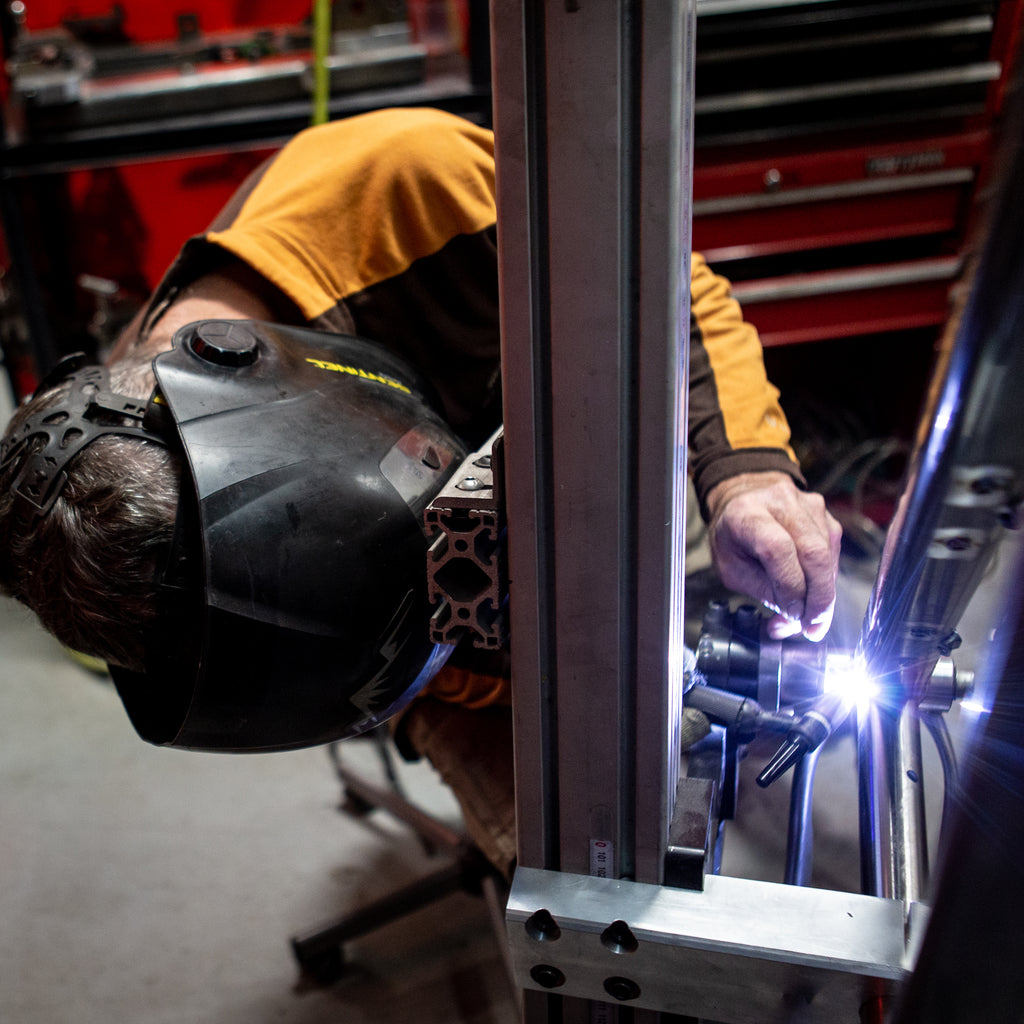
[684,671,852,787]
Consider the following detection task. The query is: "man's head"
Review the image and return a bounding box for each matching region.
[0,355,177,671]
[0,322,467,750]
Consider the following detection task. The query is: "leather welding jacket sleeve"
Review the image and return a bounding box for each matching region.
[133,106,803,709]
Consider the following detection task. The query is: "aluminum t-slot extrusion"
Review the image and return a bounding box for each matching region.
[424,427,506,649]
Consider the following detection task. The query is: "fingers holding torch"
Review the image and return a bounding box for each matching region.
[705,471,843,642]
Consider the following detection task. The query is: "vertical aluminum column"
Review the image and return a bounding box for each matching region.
[491,0,695,897]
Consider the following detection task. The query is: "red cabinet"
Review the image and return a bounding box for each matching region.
[692,0,1022,349]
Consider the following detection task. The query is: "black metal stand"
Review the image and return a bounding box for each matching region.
[289,734,511,987]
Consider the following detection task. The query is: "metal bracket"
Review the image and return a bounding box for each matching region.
[506,866,907,1022]
[663,775,716,891]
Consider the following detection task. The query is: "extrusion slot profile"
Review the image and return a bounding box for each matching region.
[424,428,506,649]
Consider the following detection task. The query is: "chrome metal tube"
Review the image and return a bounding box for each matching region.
[784,743,822,886]
[857,700,930,904]
[893,701,929,905]
[858,702,893,898]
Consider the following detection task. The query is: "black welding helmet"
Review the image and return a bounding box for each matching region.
[107,320,466,751]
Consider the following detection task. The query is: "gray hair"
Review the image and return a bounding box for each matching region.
[0,355,180,671]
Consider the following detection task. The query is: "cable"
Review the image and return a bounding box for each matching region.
[814,438,889,497]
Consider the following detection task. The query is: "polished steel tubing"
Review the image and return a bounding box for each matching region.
[858,702,893,898]
[858,695,930,904]
[784,742,822,886]
[893,701,929,904]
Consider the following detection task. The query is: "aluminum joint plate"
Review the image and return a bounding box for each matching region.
[506,866,907,1023]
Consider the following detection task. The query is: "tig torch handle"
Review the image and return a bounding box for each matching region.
[685,683,794,741]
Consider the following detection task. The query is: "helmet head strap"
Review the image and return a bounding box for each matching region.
[0,353,167,519]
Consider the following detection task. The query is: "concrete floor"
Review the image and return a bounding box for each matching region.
[0,598,518,1024]
[0,535,1013,1022]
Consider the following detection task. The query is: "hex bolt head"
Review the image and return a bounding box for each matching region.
[530,964,566,989]
[603,976,641,1001]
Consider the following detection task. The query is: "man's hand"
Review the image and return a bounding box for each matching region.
[705,471,842,642]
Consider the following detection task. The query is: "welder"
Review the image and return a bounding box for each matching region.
[0,106,840,875]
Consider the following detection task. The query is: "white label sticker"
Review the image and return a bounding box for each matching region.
[590,838,614,878]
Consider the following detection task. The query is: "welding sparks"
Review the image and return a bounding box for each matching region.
[823,651,879,711]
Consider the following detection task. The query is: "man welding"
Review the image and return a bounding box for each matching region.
[0,106,840,875]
